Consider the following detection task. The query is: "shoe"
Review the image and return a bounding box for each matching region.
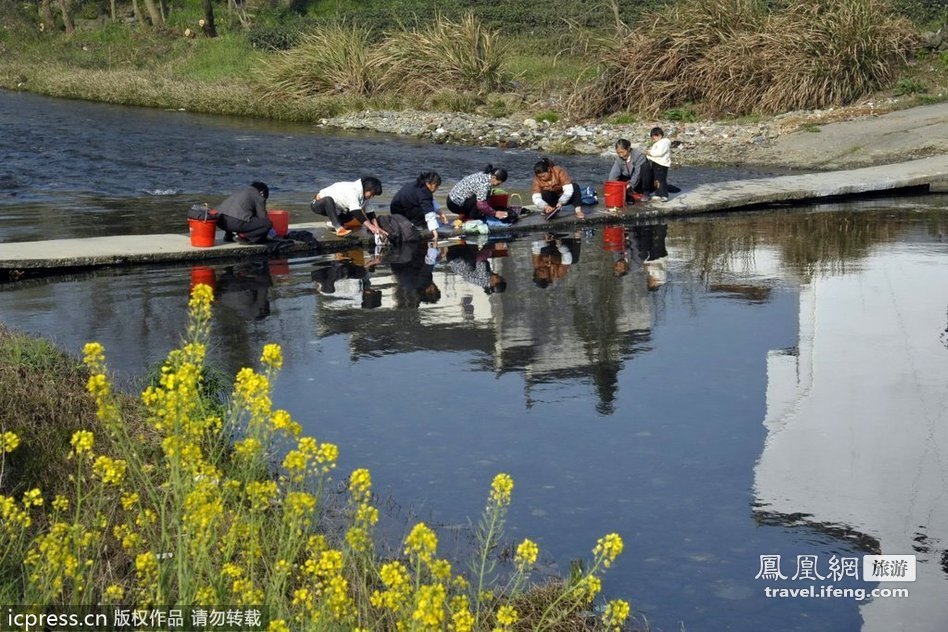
[334,227,352,237]
[223,232,235,243]
[640,195,652,203]
[655,196,669,203]
[544,207,561,221]
[236,236,252,244]
[574,208,586,220]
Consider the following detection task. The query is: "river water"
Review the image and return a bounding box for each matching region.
[2,91,948,632]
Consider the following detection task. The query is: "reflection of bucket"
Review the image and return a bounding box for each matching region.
[488,194,509,210]
[188,219,216,247]
[189,266,216,292]
[268,209,290,237]
[268,258,290,276]
[604,181,626,209]
[603,226,626,252]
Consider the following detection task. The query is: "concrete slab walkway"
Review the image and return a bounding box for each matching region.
[2,155,946,279]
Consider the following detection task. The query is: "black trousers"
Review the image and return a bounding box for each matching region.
[310,196,354,228]
[539,186,581,211]
[447,195,480,220]
[217,214,272,243]
[643,161,669,198]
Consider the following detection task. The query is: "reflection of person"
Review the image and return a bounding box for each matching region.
[631,224,668,291]
[216,262,272,320]
[445,242,507,294]
[312,250,383,309]
[609,139,649,203]
[216,181,273,244]
[311,176,385,238]
[532,157,585,221]
[387,242,441,308]
[447,165,509,222]
[531,233,581,288]
[391,171,449,242]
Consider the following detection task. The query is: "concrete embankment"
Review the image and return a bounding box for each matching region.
[2,155,946,280]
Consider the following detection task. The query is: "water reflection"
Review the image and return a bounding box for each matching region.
[0,205,947,632]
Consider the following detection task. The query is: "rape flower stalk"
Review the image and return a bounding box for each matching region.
[535,532,626,631]
[473,473,514,627]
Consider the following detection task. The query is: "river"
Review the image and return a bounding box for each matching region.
[2,90,948,632]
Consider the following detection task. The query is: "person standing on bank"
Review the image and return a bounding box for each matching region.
[390,171,449,241]
[216,181,273,244]
[645,127,671,202]
[532,157,585,221]
[609,138,649,203]
[311,176,385,238]
[446,165,510,222]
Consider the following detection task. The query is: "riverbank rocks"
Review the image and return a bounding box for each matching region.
[317,97,920,167]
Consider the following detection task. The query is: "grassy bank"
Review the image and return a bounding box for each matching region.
[1,0,945,125]
[0,290,632,630]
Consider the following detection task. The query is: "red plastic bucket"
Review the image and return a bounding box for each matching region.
[603,226,626,252]
[604,181,626,209]
[488,194,509,210]
[268,209,290,237]
[189,266,216,292]
[188,218,216,247]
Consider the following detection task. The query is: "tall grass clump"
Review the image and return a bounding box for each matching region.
[257,23,385,98]
[0,285,632,630]
[568,0,918,118]
[381,13,512,96]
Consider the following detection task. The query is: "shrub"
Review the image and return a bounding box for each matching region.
[380,13,511,95]
[536,110,560,123]
[257,23,385,98]
[246,24,302,51]
[567,0,919,117]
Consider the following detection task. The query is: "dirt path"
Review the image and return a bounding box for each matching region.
[741,102,948,170]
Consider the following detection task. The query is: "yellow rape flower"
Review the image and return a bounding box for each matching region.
[52,495,69,512]
[0,431,19,453]
[496,604,518,627]
[103,584,125,602]
[489,473,514,506]
[315,442,338,472]
[593,533,624,568]
[355,503,379,526]
[349,468,372,502]
[271,410,299,436]
[412,583,446,629]
[120,492,139,511]
[260,344,283,370]
[70,430,94,455]
[404,522,438,562]
[234,438,262,460]
[21,488,43,507]
[603,599,631,630]
[267,621,290,632]
[450,595,475,632]
[430,559,452,582]
[515,538,539,569]
[91,455,127,486]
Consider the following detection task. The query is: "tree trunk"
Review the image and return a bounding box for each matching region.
[110,0,116,21]
[141,0,163,25]
[158,0,166,22]
[58,0,74,33]
[131,0,143,24]
[39,0,56,30]
[201,0,217,37]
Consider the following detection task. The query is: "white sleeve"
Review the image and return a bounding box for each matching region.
[558,245,573,265]
[532,193,545,207]
[558,183,574,206]
[424,212,440,231]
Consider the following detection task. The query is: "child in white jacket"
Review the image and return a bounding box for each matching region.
[646,127,671,202]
